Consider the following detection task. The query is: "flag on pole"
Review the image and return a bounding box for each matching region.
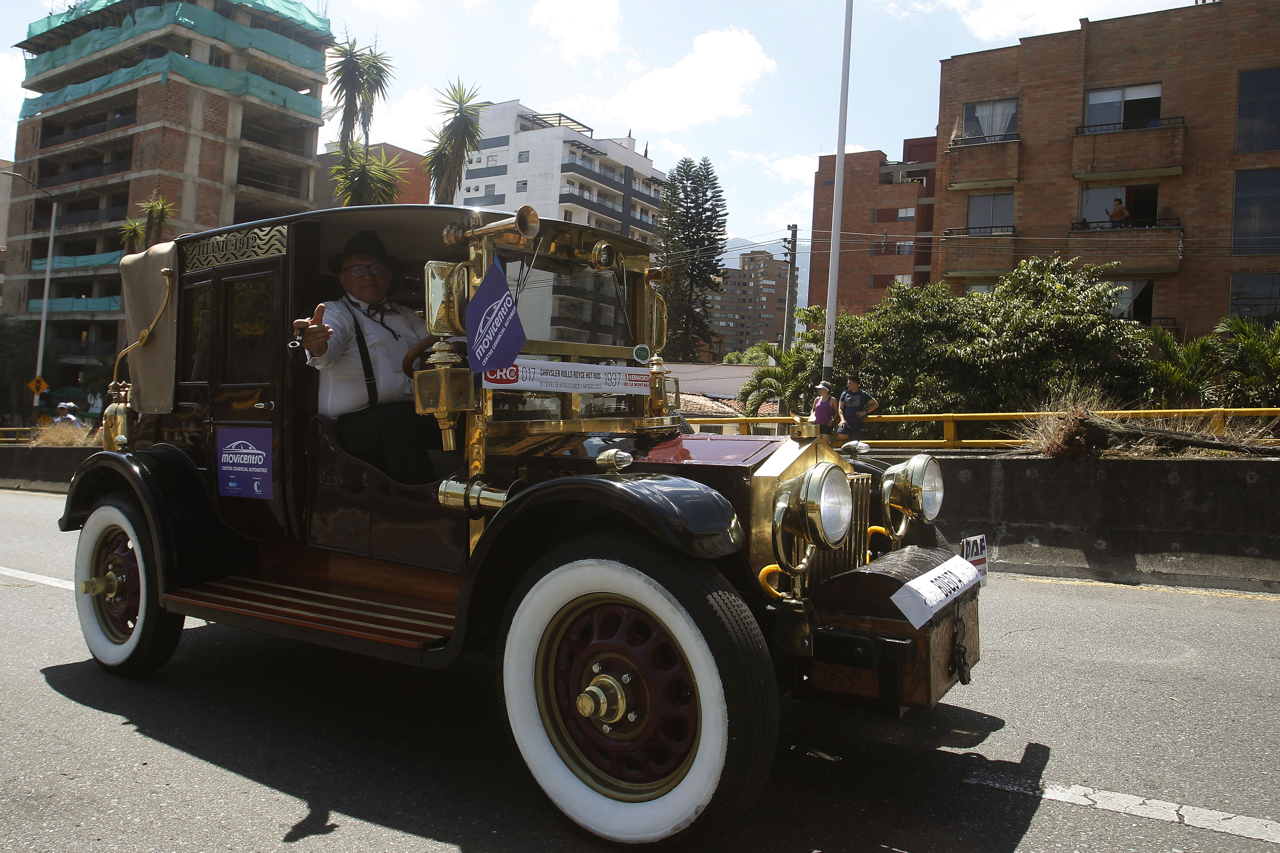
[466,259,526,373]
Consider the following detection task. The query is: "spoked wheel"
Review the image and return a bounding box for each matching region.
[74,496,184,676]
[502,534,778,844]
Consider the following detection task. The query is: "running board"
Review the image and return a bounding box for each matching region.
[164,575,456,667]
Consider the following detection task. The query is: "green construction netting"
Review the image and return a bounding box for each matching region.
[20,52,322,119]
[26,3,325,78]
[31,250,125,271]
[27,0,330,40]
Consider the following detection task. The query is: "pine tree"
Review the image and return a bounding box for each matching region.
[654,157,727,362]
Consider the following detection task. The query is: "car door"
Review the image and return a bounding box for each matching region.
[207,259,290,540]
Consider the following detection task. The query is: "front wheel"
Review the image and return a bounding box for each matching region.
[74,496,184,676]
[501,534,778,844]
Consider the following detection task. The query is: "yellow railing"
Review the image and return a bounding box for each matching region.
[0,428,36,445]
[684,408,1280,449]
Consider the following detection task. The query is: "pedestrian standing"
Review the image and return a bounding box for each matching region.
[836,376,878,445]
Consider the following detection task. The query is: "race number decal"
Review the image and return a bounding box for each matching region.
[216,428,273,500]
[961,533,988,587]
[889,555,981,629]
[482,359,650,395]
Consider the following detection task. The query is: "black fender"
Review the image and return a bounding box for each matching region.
[59,445,242,597]
[429,473,744,666]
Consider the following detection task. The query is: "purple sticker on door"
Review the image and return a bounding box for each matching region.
[217,428,273,499]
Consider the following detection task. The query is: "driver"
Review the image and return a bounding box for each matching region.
[292,230,440,484]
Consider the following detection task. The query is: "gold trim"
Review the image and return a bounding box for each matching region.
[520,340,637,360]
[183,225,287,272]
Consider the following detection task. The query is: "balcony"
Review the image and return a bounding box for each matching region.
[1072,118,1186,181]
[236,164,308,200]
[40,112,136,149]
[560,185,625,221]
[945,136,1019,191]
[30,251,125,272]
[39,157,131,189]
[50,339,118,357]
[561,156,627,190]
[28,296,122,313]
[938,230,1018,277]
[1065,220,1182,274]
[35,205,128,230]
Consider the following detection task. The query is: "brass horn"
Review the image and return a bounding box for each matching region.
[443,205,540,247]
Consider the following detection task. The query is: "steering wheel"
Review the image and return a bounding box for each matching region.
[401,336,441,377]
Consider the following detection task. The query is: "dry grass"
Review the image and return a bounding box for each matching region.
[1008,391,1278,458]
[31,423,103,448]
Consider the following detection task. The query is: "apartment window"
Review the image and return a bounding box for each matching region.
[484,183,496,196]
[516,180,528,193]
[562,210,572,222]
[961,99,1018,143]
[1230,274,1280,325]
[894,274,913,285]
[1085,84,1161,133]
[967,193,1014,233]
[1108,279,1153,322]
[486,155,499,167]
[898,208,915,222]
[1238,68,1280,153]
[964,282,994,295]
[518,150,531,163]
[896,240,914,255]
[1233,169,1280,255]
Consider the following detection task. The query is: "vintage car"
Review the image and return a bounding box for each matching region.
[60,204,983,845]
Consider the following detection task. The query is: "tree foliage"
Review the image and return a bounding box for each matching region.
[421,79,485,205]
[653,157,727,362]
[1210,315,1280,407]
[781,256,1152,420]
[0,318,40,423]
[119,190,176,253]
[736,341,820,416]
[325,38,399,205]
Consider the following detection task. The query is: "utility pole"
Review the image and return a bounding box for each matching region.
[781,224,799,350]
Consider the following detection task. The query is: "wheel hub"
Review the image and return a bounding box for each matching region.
[576,673,628,724]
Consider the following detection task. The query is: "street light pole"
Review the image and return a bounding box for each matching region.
[3,171,58,417]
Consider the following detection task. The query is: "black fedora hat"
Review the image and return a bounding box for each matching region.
[328,230,399,274]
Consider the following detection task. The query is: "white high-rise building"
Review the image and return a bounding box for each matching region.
[461,100,666,245]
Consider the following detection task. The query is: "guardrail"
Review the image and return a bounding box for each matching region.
[685,408,1280,448]
[0,428,35,445]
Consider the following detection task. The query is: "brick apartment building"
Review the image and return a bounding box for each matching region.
[715,249,793,354]
[808,137,937,316]
[932,0,1280,338]
[3,0,331,401]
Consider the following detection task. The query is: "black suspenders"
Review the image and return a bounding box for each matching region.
[342,300,378,409]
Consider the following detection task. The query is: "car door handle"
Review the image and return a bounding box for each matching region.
[253,401,275,411]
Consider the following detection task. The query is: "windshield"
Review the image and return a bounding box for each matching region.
[496,251,634,349]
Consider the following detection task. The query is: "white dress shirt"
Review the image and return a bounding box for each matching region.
[306,296,429,418]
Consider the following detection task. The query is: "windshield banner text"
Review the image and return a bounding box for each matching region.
[483,359,651,396]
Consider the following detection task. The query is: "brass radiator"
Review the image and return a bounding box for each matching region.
[807,472,871,588]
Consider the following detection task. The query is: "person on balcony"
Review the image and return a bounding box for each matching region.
[1108,198,1131,229]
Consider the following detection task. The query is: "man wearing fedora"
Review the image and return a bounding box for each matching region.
[293,230,440,484]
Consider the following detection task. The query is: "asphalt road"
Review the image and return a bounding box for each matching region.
[2,488,1278,853]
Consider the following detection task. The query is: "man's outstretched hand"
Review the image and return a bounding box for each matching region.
[292,304,332,357]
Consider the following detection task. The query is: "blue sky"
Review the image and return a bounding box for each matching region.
[4,0,1192,295]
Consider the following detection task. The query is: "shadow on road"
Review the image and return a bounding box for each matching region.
[44,621,1047,852]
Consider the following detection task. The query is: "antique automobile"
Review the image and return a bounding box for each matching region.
[60,204,983,845]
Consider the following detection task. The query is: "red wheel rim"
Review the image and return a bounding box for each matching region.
[93,527,141,644]
[536,593,700,801]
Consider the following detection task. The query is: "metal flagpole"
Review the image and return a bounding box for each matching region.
[3,171,58,416]
[822,0,854,382]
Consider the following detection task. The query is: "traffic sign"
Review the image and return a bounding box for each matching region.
[27,376,48,395]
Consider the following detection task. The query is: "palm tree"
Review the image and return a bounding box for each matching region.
[330,147,407,206]
[421,79,484,204]
[736,342,820,417]
[1145,325,1218,408]
[119,191,176,253]
[325,39,394,155]
[119,218,146,254]
[1213,315,1280,407]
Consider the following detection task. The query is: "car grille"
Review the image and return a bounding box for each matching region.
[807,473,871,588]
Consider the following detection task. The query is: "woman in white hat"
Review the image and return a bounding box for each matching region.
[810,380,836,444]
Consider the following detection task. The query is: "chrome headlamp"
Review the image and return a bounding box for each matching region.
[775,461,854,552]
[881,453,944,538]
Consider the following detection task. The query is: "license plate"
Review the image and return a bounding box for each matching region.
[961,533,988,586]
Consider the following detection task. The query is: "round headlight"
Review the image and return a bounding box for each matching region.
[795,462,852,548]
[920,457,944,522]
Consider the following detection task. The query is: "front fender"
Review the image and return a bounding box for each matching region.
[433,474,744,666]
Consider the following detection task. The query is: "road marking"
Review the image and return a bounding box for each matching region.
[1011,575,1280,602]
[0,566,74,591]
[966,769,1280,844]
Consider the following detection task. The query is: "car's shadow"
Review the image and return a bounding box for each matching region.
[44,622,1046,852]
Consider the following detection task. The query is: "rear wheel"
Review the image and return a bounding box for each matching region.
[501,534,777,844]
[74,496,184,676]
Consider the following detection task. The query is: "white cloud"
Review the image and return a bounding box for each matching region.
[760,190,814,231]
[652,138,689,164]
[545,28,776,135]
[0,51,29,161]
[878,0,1187,42]
[528,0,621,65]
[347,0,422,16]
[729,146,869,185]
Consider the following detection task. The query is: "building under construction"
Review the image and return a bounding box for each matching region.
[3,0,332,407]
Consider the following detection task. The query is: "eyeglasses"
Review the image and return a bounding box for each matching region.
[342,263,388,278]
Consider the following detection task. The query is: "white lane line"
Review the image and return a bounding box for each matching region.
[0,566,74,591]
[966,769,1280,844]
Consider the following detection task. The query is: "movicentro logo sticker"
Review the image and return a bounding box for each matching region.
[466,259,526,373]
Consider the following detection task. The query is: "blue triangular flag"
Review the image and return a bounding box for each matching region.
[466,259,526,373]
